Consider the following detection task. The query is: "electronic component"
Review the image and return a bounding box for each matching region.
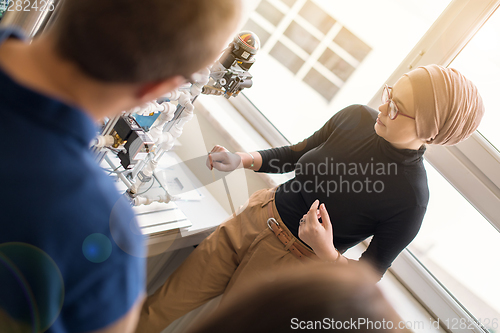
[92,31,260,206]
[203,31,260,98]
[113,116,154,169]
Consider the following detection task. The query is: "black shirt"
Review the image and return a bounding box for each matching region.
[257,105,429,276]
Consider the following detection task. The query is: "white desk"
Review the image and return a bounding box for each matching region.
[130,151,230,255]
[106,150,229,255]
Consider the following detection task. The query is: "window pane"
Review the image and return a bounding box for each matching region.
[281,0,296,8]
[408,162,500,331]
[298,0,335,34]
[283,20,321,54]
[256,0,285,27]
[269,41,305,74]
[448,10,500,151]
[303,68,339,101]
[318,48,355,81]
[243,0,452,142]
[333,27,371,62]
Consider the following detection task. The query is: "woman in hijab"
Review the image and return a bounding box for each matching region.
[135,65,485,333]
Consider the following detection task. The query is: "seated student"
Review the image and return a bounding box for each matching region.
[137,65,485,333]
[0,0,241,332]
[185,262,410,333]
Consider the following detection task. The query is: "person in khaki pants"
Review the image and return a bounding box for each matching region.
[136,65,485,333]
[136,187,346,332]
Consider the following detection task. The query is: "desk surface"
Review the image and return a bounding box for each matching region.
[158,151,229,235]
[108,151,230,252]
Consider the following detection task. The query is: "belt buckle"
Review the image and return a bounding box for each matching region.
[267,217,279,231]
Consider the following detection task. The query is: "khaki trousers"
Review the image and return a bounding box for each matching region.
[135,188,316,333]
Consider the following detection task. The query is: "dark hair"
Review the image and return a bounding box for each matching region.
[186,263,409,333]
[49,0,240,83]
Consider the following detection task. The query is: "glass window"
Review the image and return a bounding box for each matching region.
[405,10,500,331]
[303,68,339,101]
[318,48,355,81]
[448,9,500,151]
[333,27,371,62]
[298,0,335,34]
[256,0,285,27]
[281,0,296,8]
[241,0,453,142]
[269,41,305,74]
[283,20,321,54]
[408,162,500,331]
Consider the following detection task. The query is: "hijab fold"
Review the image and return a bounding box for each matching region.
[404,65,485,146]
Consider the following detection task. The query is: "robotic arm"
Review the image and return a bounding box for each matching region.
[203,31,260,98]
[92,31,260,207]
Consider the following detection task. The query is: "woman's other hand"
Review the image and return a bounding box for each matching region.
[298,200,339,262]
[206,145,242,172]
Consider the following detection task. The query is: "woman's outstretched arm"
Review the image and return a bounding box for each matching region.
[207,105,362,173]
[235,151,263,171]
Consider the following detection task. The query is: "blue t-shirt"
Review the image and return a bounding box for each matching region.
[0,27,145,332]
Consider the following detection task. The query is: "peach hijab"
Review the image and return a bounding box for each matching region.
[404,64,485,146]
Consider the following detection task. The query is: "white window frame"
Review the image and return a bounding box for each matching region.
[365,1,500,331]
[228,0,500,331]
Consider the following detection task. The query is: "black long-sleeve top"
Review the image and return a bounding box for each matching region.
[257,105,429,276]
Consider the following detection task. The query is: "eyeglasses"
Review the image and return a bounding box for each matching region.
[381,85,415,120]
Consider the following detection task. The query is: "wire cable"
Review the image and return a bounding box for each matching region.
[135,178,156,196]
